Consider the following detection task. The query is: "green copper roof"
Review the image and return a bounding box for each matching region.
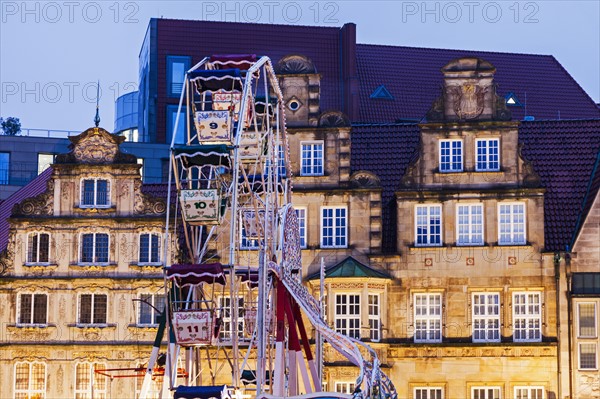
[307,256,391,280]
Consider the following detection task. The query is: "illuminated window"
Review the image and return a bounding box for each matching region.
[75,362,107,399]
[514,387,544,399]
[14,362,46,399]
[513,292,541,342]
[457,204,484,246]
[414,387,443,399]
[498,203,526,245]
[471,387,500,399]
[472,293,500,342]
[414,293,442,343]
[335,294,360,339]
[368,294,381,342]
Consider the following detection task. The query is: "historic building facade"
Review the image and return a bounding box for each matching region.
[0,128,172,398]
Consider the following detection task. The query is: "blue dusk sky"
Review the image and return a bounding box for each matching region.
[0,0,598,132]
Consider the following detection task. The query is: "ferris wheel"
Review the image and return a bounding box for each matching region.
[137,54,397,399]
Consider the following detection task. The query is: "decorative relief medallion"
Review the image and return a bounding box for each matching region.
[448,84,487,120]
[350,171,381,188]
[73,133,119,164]
[318,111,351,128]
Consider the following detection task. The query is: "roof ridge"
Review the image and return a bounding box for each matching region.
[356,43,554,58]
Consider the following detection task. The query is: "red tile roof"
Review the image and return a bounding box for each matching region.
[0,168,53,251]
[356,44,600,123]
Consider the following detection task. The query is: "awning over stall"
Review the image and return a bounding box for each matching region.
[166,263,226,286]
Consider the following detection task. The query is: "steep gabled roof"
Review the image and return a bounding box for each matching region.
[356,44,600,123]
[0,168,53,252]
[306,256,391,280]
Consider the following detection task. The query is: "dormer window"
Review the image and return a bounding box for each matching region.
[81,178,110,207]
[439,140,463,172]
[505,92,522,106]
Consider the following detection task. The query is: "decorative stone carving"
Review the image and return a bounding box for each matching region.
[13,180,55,216]
[350,171,381,188]
[275,54,317,74]
[318,111,351,128]
[55,127,137,165]
[447,84,487,120]
[133,180,167,215]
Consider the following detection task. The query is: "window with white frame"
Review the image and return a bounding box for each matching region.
[240,221,260,250]
[17,293,48,326]
[439,139,462,172]
[78,294,108,326]
[80,179,110,207]
[457,204,484,245]
[139,233,161,264]
[321,207,347,248]
[514,387,544,399]
[335,382,356,394]
[75,362,107,399]
[218,297,244,340]
[300,141,324,176]
[471,387,501,399]
[14,361,46,399]
[295,208,307,248]
[472,293,500,342]
[512,292,542,342]
[80,233,109,264]
[415,205,442,246]
[579,343,597,369]
[368,294,381,342]
[578,303,597,337]
[414,293,442,343]
[335,294,360,339]
[498,203,526,245]
[27,232,50,264]
[414,387,444,399]
[138,293,165,326]
[476,138,500,171]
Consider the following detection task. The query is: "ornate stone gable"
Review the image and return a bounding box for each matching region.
[133,180,167,215]
[55,127,137,165]
[12,179,55,217]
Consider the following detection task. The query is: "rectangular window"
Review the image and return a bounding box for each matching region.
[414,387,444,399]
[368,294,380,342]
[37,153,55,175]
[240,218,260,250]
[27,232,50,264]
[472,293,500,342]
[300,141,324,176]
[471,387,501,399]
[335,382,356,394]
[139,233,161,264]
[579,343,597,369]
[80,233,109,264]
[414,293,442,343]
[166,104,186,145]
[295,208,307,248]
[138,293,165,326]
[415,205,442,246]
[457,204,484,245]
[335,294,360,339]
[167,55,190,97]
[321,207,347,248]
[476,138,500,171]
[18,293,48,326]
[513,292,542,342]
[80,179,110,207]
[78,294,108,326]
[0,152,10,185]
[75,362,107,399]
[218,297,244,340]
[14,362,46,399]
[439,139,462,172]
[498,203,526,245]
[137,158,144,180]
[578,303,597,337]
[514,387,544,399]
